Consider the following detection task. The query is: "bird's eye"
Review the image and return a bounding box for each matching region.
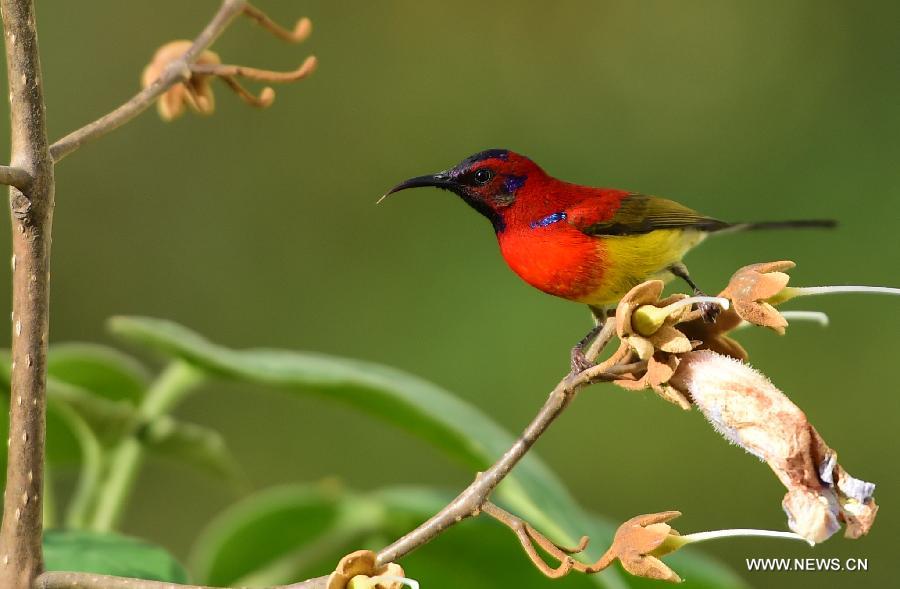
[473,168,494,185]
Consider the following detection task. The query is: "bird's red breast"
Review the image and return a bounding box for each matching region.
[496,183,632,303]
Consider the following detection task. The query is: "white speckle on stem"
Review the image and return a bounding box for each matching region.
[15,320,21,336]
[10,255,15,271]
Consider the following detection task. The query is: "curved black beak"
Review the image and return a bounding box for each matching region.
[378,171,452,203]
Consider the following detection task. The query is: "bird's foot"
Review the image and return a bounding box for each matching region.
[698,300,721,323]
[570,345,595,374]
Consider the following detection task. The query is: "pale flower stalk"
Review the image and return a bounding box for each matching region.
[772,284,900,304]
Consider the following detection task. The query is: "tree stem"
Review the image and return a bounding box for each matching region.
[0,0,55,587]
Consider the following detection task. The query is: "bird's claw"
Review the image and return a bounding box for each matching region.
[698,300,721,323]
[570,346,594,374]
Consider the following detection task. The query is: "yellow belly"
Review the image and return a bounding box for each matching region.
[577,229,707,306]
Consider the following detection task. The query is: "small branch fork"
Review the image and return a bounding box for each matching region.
[0,164,31,191]
[47,0,315,163]
[480,502,589,578]
[192,55,317,108]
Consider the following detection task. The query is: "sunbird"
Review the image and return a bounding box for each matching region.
[382,149,834,368]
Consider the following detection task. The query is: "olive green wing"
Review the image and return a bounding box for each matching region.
[577,194,729,236]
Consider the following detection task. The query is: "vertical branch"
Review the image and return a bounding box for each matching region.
[0,0,54,587]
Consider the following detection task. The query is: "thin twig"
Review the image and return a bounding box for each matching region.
[583,315,617,360]
[0,0,56,587]
[35,572,317,589]
[481,502,586,578]
[0,164,32,190]
[220,76,276,108]
[192,54,318,82]
[242,3,312,43]
[48,0,248,163]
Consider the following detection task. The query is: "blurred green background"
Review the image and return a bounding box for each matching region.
[2,0,899,587]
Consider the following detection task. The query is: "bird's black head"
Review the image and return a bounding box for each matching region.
[382,149,541,231]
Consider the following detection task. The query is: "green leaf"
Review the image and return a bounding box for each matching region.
[112,317,744,588]
[139,416,241,482]
[48,343,149,402]
[190,484,345,586]
[45,379,137,445]
[43,529,188,583]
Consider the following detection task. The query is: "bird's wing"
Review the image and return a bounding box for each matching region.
[569,193,729,236]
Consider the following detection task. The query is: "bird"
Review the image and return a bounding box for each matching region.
[381,149,835,370]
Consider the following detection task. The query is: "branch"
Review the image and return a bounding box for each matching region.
[0,0,55,587]
[35,572,317,589]
[241,3,312,43]
[0,164,32,191]
[190,56,318,83]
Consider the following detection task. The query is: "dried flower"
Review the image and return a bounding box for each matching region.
[614,352,691,410]
[719,261,794,334]
[327,550,413,589]
[615,281,693,360]
[721,260,900,333]
[670,350,877,543]
[580,511,684,583]
[611,281,729,409]
[142,40,221,121]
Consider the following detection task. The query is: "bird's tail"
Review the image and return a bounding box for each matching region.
[712,219,837,234]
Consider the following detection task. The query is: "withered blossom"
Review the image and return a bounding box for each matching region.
[142,40,221,121]
[577,511,684,583]
[670,350,877,543]
[719,261,794,333]
[615,281,693,360]
[609,281,704,409]
[614,352,691,410]
[326,550,409,589]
